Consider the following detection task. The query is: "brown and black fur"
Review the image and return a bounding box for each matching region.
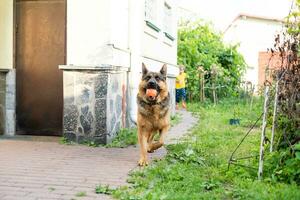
[137,63,170,166]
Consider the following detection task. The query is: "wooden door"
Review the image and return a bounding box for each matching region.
[16,0,66,136]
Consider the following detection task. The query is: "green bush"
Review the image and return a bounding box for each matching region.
[178,20,246,101]
[106,128,137,148]
[262,0,300,185]
[265,143,300,184]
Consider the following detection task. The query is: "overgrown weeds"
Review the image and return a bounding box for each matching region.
[106,128,137,148]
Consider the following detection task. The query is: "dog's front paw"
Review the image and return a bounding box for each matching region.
[138,158,148,166]
[147,149,154,153]
[147,146,154,153]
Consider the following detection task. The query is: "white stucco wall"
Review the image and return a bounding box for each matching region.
[67,0,112,66]
[142,0,178,75]
[110,0,129,50]
[67,0,178,74]
[0,0,14,69]
[223,17,283,86]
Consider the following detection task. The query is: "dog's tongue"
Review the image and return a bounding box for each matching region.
[146,89,157,99]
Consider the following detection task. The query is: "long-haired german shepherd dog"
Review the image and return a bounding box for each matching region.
[137,63,170,166]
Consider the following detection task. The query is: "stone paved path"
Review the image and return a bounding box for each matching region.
[0,110,197,200]
[166,110,198,144]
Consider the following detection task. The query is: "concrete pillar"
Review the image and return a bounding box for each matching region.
[60,66,127,144]
[61,0,130,144]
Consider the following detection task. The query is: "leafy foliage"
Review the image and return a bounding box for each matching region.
[286,0,300,36]
[265,143,300,185]
[59,136,72,145]
[270,0,300,143]
[177,20,246,101]
[105,128,138,148]
[261,0,300,185]
[95,184,113,195]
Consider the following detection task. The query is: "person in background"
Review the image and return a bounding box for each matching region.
[175,65,187,110]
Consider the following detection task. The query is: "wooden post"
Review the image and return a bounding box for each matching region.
[245,82,248,104]
[202,73,205,101]
[212,82,216,105]
[199,71,202,102]
[258,86,269,180]
[246,82,252,105]
[198,66,206,102]
[198,66,203,102]
[211,64,218,105]
[270,81,279,152]
[250,85,255,111]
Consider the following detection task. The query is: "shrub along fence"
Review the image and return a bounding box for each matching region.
[177,20,246,102]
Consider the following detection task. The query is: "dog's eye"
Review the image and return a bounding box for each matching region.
[155,76,160,81]
[144,75,151,80]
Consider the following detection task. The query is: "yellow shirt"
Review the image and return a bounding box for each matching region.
[176,72,187,89]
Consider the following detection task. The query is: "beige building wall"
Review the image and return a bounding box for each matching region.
[223,16,283,87]
[0,0,14,69]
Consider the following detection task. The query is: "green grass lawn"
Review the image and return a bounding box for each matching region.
[106,98,300,200]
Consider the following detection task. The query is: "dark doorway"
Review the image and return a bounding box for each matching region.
[16,0,66,136]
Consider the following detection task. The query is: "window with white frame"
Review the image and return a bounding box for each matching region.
[145,0,160,32]
[163,2,174,40]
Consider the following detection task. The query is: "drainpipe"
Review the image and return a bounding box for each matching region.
[128,0,143,124]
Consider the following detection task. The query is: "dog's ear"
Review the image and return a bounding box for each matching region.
[142,63,148,76]
[160,64,167,78]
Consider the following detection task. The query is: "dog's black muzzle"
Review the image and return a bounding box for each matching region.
[145,79,160,102]
[147,78,160,90]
